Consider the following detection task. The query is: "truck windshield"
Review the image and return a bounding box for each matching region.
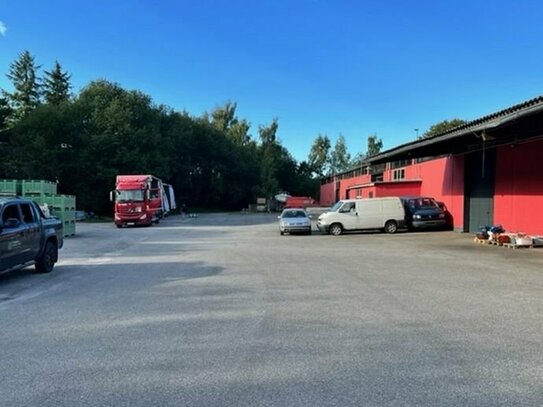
[116,190,144,202]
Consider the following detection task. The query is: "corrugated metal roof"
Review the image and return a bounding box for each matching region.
[367,95,543,164]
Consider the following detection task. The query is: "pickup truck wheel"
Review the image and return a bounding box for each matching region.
[384,220,398,234]
[35,241,57,273]
[329,223,343,236]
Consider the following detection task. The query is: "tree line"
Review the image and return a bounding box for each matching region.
[0,51,320,214]
[0,51,466,214]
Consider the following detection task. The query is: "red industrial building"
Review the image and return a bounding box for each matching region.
[320,96,543,234]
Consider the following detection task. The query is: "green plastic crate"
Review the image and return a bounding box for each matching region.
[52,210,76,222]
[63,221,76,237]
[0,179,20,195]
[52,194,76,211]
[21,180,57,196]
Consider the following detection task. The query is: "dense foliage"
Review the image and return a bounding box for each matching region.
[0,51,319,214]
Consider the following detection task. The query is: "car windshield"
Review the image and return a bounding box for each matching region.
[116,189,144,202]
[408,198,439,209]
[282,210,307,218]
[330,201,344,212]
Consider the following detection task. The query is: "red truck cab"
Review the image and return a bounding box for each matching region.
[113,175,164,227]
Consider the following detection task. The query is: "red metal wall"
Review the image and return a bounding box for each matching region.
[374,181,421,197]
[320,181,337,206]
[418,156,465,231]
[339,174,372,201]
[494,139,543,235]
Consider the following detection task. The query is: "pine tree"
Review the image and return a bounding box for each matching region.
[43,61,72,105]
[4,50,41,119]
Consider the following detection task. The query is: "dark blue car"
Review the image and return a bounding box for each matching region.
[401,196,447,230]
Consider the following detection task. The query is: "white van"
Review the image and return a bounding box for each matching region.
[317,197,405,235]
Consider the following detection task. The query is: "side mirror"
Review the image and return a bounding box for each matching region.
[4,218,21,228]
[277,216,281,219]
[308,215,312,219]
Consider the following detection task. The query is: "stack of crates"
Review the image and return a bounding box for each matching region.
[0,179,20,196]
[50,194,76,236]
[21,179,57,196]
[0,179,77,237]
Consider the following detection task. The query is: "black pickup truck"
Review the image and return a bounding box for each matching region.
[0,196,63,274]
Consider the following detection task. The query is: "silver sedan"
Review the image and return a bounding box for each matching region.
[278,208,312,235]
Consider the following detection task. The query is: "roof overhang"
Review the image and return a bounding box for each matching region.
[368,96,543,164]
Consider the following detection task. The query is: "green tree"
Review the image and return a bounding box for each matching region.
[3,50,41,119]
[43,61,72,105]
[258,118,278,145]
[307,134,331,176]
[329,134,351,174]
[209,102,251,146]
[256,119,280,198]
[421,119,466,139]
[0,96,12,132]
[210,101,236,132]
[366,134,383,157]
[350,152,366,168]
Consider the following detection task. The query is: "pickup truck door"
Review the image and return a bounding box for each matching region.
[0,203,27,270]
[20,202,41,262]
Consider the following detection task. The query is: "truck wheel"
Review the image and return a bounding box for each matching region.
[35,241,57,273]
[384,220,398,234]
[329,223,343,236]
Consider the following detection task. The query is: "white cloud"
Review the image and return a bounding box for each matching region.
[0,21,6,36]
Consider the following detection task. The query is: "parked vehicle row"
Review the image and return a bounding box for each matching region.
[279,196,447,236]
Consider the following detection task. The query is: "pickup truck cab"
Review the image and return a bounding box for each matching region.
[0,197,63,274]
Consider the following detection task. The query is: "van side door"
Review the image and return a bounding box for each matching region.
[357,200,383,229]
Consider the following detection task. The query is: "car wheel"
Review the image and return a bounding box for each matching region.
[329,223,343,236]
[307,229,312,235]
[116,224,123,228]
[280,230,284,235]
[384,220,398,234]
[35,241,57,273]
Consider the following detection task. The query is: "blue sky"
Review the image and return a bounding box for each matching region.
[1,0,542,161]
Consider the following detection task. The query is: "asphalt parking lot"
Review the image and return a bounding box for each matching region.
[1,213,542,406]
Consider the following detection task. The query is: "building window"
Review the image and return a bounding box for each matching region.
[393,169,405,180]
[391,159,411,169]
